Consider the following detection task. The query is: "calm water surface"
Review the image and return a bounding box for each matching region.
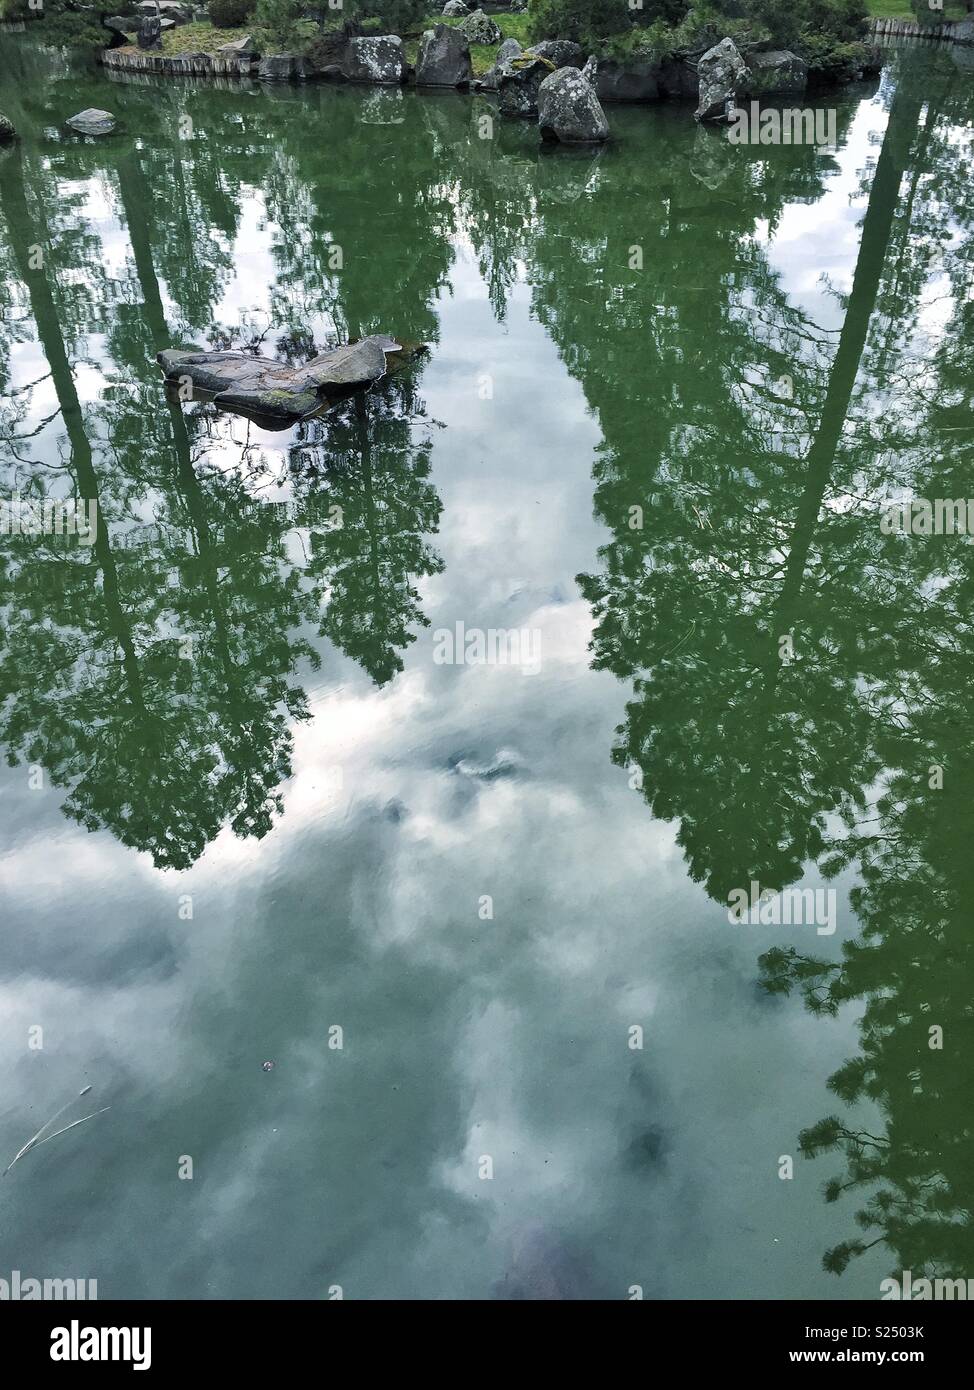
[1,36,972,1299]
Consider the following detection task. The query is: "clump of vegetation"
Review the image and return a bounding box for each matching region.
[254,0,303,51]
[208,0,257,29]
[526,0,872,75]
[0,0,111,48]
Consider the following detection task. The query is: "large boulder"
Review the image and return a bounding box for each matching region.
[305,31,348,77]
[460,8,502,45]
[498,55,553,117]
[537,66,609,144]
[480,35,522,89]
[442,0,469,12]
[137,14,162,49]
[695,37,747,122]
[66,108,116,136]
[341,35,404,85]
[104,15,137,37]
[258,54,308,80]
[416,23,472,86]
[0,110,17,142]
[658,56,697,99]
[526,40,584,69]
[157,337,403,424]
[594,54,661,102]
[744,49,807,96]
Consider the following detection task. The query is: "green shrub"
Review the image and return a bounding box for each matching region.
[254,0,301,48]
[340,0,428,32]
[528,0,633,44]
[209,0,257,29]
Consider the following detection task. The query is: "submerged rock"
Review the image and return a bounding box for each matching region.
[341,35,405,85]
[66,108,117,136]
[0,110,16,142]
[695,37,747,122]
[157,336,406,425]
[416,23,472,87]
[537,67,609,144]
[460,8,501,45]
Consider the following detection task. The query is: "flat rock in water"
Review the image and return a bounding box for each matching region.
[66,108,116,136]
[157,336,404,424]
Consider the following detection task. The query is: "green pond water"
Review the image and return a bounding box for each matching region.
[1,34,973,1300]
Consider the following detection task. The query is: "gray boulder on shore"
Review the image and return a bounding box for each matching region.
[157,337,403,423]
[219,35,257,57]
[527,40,584,70]
[480,36,522,90]
[695,37,747,121]
[104,15,137,37]
[341,35,404,85]
[259,54,308,81]
[460,8,502,45]
[442,0,469,13]
[66,108,117,136]
[744,49,807,96]
[537,67,609,144]
[137,15,162,50]
[416,24,472,87]
[498,56,552,118]
[136,0,190,19]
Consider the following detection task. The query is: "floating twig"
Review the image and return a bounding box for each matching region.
[3,1085,109,1177]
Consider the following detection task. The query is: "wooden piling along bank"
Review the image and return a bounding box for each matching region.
[101,48,257,78]
[867,16,973,41]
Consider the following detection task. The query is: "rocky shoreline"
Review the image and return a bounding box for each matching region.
[95,6,904,145]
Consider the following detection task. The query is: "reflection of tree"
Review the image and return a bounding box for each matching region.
[0,76,448,867]
[304,383,444,687]
[559,52,974,1283]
